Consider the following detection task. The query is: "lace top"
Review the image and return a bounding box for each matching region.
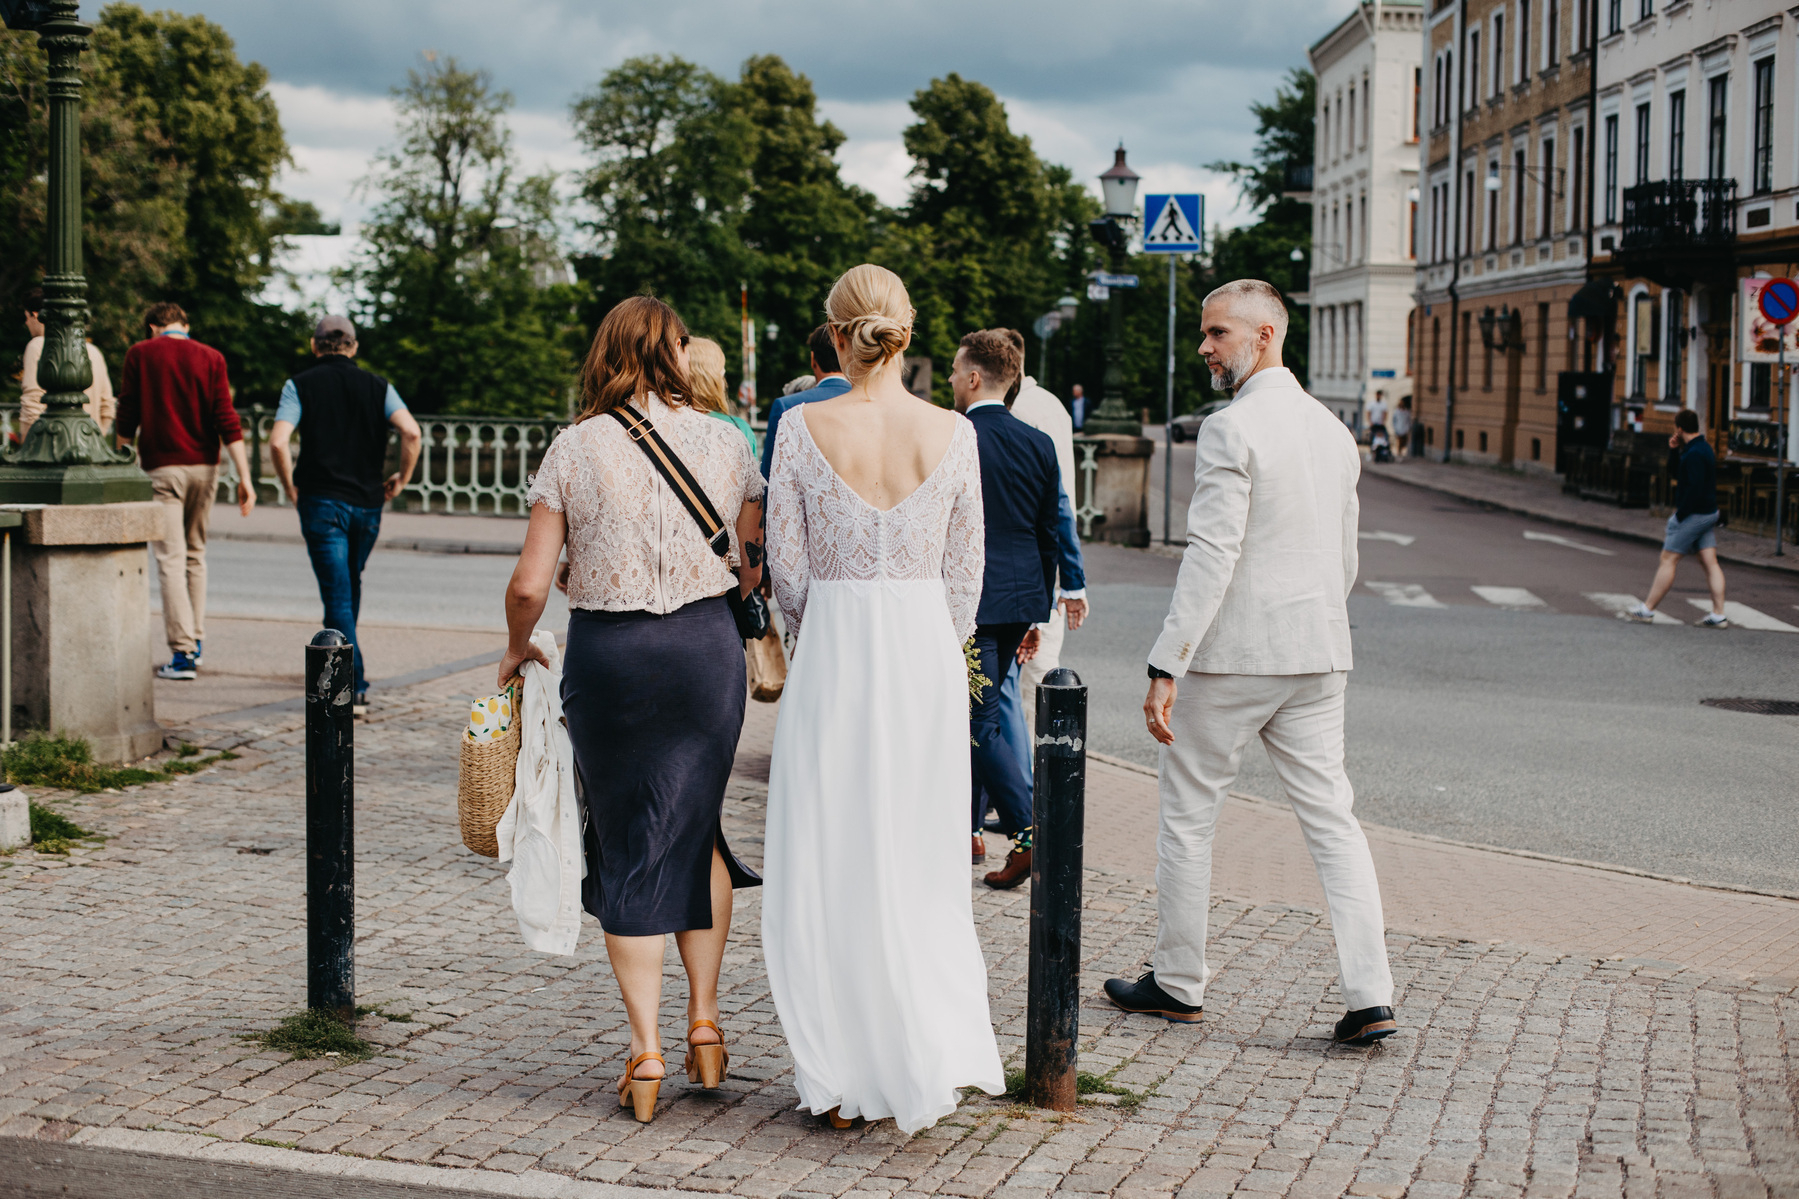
[527,395,765,613]
[767,407,984,643]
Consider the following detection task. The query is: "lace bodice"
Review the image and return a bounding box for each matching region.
[527,395,764,613]
[766,408,984,643]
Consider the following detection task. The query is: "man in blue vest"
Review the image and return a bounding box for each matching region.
[951,328,1061,890]
[268,316,423,712]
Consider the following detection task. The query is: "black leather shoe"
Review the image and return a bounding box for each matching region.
[1333,1006,1398,1045]
[1102,970,1202,1023]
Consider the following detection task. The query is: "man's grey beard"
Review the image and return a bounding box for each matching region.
[1207,345,1257,391]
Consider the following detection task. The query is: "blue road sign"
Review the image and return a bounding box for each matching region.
[1760,277,1799,326]
[1095,272,1139,288]
[1142,193,1203,253]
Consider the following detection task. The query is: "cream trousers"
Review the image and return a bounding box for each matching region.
[1154,670,1394,1011]
[149,464,218,655]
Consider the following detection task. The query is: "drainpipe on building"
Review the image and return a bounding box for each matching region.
[1442,0,1467,464]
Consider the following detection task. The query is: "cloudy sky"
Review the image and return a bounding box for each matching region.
[126,0,1349,235]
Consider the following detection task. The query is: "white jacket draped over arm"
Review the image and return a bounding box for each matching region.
[494,629,584,955]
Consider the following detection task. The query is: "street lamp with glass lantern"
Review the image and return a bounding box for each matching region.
[1084,144,1141,435]
[0,0,150,504]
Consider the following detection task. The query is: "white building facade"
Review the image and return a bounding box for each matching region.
[1305,0,1425,433]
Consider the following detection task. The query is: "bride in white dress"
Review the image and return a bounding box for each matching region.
[763,264,1006,1133]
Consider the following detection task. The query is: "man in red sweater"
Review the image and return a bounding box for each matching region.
[114,302,256,681]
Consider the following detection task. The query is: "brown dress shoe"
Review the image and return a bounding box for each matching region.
[972,833,987,863]
[983,847,1030,889]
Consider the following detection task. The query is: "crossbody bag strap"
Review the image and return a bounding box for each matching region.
[608,405,732,558]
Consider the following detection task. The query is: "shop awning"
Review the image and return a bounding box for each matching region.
[1568,280,1617,322]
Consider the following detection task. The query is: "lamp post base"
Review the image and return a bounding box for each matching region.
[0,463,154,506]
[1079,413,1144,437]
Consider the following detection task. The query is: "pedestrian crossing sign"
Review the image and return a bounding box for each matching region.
[1142,193,1203,253]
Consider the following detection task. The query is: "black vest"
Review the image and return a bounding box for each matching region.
[293,356,393,509]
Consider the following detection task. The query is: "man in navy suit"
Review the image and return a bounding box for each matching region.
[950,329,1061,890]
[760,324,852,478]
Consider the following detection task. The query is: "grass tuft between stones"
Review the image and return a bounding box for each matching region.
[245,1009,375,1063]
[3,733,238,795]
[27,802,99,855]
[996,1067,1145,1113]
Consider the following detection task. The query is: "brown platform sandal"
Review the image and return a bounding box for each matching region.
[685,1020,728,1089]
[825,1106,853,1129]
[617,1050,664,1123]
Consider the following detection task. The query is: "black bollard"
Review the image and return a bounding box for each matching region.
[1025,666,1087,1112]
[305,628,356,1020]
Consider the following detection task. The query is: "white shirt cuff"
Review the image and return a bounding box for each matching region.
[1058,589,1087,601]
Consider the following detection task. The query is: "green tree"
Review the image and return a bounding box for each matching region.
[734,55,876,383]
[0,23,184,382]
[571,55,752,359]
[93,4,303,400]
[350,57,583,417]
[1200,67,1315,386]
[887,74,1095,401]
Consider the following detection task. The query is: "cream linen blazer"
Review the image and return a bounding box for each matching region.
[1147,366,1359,677]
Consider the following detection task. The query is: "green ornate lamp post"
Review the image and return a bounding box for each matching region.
[1083,144,1142,437]
[0,0,151,504]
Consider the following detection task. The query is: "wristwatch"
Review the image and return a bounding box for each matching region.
[1147,665,1173,680]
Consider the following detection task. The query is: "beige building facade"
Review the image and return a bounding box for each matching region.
[1414,0,1595,471]
[1304,1,1426,434]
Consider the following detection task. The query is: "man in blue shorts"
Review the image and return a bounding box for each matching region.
[1625,410,1728,627]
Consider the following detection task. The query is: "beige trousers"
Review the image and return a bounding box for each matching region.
[1154,670,1394,1011]
[1019,606,1066,741]
[149,464,219,654]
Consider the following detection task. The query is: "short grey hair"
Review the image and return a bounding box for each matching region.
[1203,279,1289,342]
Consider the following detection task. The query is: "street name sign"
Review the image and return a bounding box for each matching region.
[1142,193,1203,253]
[1095,272,1139,288]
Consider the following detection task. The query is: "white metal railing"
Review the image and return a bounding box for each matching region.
[1072,439,1103,539]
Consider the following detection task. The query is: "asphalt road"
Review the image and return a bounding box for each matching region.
[1062,472,1799,894]
[170,476,1799,892]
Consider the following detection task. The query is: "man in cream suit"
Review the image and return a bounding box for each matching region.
[1103,279,1396,1047]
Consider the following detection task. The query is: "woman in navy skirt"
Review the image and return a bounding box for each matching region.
[501,296,764,1123]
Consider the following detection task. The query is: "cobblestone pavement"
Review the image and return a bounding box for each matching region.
[3,667,1797,1198]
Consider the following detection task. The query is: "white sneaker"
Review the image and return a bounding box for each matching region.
[1697,612,1730,629]
[1620,603,1656,623]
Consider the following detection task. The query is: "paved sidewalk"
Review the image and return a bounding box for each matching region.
[1362,458,1798,577]
[2,666,1796,1199]
[211,502,529,554]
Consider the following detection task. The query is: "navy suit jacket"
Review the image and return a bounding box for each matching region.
[760,375,852,478]
[966,403,1060,627]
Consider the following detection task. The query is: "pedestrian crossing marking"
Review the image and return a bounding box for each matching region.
[1524,530,1616,556]
[1684,599,1799,632]
[1359,530,1416,546]
[1584,592,1682,624]
[1365,581,1446,608]
[1472,586,1546,609]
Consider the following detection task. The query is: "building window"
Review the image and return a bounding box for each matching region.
[1408,197,1417,258]
[1576,0,1589,51]
[1407,311,1415,374]
[1493,13,1506,96]
[1465,170,1476,257]
[1431,316,1441,391]
[1664,290,1684,407]
[1470,29,1481,101]
[1347,87,1356,155]
[1604,113,1619,221]
[1541,137,1556,237]
[1486,163,1499,249]
[1571,126,1585,231]
[1667,90,1685,180]
[1513,148,1527,242]
[1752,58,1774,194]
[1456,428,1466,450]
[1546,0,1559,67]
[1483,332,1494,390]
[1412,66,1422,140]
[1531,437,1542,461]
[1519,0,1531,80]
[1536,303,1550,392]
[1748,362,1771,410]
[1479,431,1489,452]
[1362,79,1370,145]
[1607,0,1620,35]
[1461,311,1472,389]
[1638,0,1651,18]
[1707,75,1727,180]
[1634,103,1650,184]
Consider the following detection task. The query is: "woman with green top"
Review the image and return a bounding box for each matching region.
[687,337,758,457]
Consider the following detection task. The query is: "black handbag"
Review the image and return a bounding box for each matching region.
[607,405,770,642]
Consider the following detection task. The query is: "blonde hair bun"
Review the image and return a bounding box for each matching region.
[826,264,914,379]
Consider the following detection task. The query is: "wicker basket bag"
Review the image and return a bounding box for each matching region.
[457,677,521,858]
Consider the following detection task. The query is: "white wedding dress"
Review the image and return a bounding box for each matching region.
[763,408,1006,1133]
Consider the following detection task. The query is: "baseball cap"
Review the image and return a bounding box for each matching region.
[314,314,356,340]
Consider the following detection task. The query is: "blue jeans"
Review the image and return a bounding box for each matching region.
[970,623,1034,844]
[296,496,383,691]
[976,659,1035,837]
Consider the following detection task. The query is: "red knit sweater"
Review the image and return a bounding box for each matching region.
[114,334,242,470]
